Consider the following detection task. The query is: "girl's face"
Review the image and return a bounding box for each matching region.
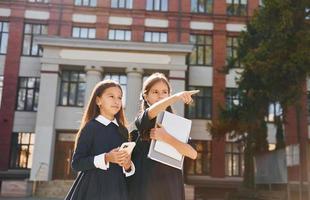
[96,86,122,119]
[145,81,169,105]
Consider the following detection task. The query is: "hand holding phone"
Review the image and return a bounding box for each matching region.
[119,142,136,154]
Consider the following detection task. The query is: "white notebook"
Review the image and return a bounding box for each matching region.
[148,111,192,169]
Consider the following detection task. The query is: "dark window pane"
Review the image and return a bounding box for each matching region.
[59,71,85,107]
[187,86,212,119]
[69,83,77,105]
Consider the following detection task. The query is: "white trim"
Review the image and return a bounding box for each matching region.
[0,8,11,17]
[145,19,169,28]
[226,24,247,32]
[190,21,214,30]
[60,49,171,64]
[25,10,50,20]
[72,14,97,23]
[109,16,133,25]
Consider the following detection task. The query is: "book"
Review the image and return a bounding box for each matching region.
[147,111,192,170]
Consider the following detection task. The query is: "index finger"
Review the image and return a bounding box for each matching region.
[188,90,200,95]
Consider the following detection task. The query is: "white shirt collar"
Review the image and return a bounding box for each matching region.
[95,115,119,127]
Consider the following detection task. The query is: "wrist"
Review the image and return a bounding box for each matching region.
[105,153,110,164]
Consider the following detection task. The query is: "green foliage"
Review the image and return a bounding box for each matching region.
[208,0,310,188]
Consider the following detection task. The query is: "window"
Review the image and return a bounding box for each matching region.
[74,0,96,7]
[28,0,49,3]
[72,27,96,39]
[146,0,168,11]
[144,32,167,43]
[266,102,282,122]
[191,0,213,14]
[16,77,40,111]
[0,76,3,108]
[225,142,244,177]
[225,88,242,109]
[108,29,131,41]
[226,36,241,68]
[103,73,127,106]
[59,71,86,107]
[185,140,212,175]
[189,35,212,66]
[0,22,9,54]
[10,132,35,169]
[22,24,48,56]
[187,86,212,119]
[227,0,247,16]
[111,0,133,9]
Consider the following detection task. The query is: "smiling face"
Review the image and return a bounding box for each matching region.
[96,86,122,120]
[144,80,170,105]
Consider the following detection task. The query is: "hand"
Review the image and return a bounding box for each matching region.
[175,90,199,104]
[150,123,170,143]
[105,148,128,165]
[119,153,132,171]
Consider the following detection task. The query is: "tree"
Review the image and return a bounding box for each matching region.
[208,0,310,188]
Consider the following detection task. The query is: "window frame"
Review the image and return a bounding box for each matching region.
[185,140,212,176]
[189,34,213,66]
[59,70,86,107]
[0,21,9,55]
[144,31,168,43]
[108,29,132,41]
[111,0,133,9]
[146,0,168,12]
[227,0,248,16]
[74,0,97,7]
[190,0,213,14]
[16,77,40,112]
[22,23,48,57]
[225,142,244,177]
[226,36,241,68]
[186,86,212,119]
[72,26,96,39]
[9,132,35,169]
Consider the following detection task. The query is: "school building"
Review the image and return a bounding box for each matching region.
[0,0,309,199]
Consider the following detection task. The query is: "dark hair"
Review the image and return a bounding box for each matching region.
[140,72,173,113]
[75,80,128,149]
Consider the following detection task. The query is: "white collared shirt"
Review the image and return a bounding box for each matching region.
[93,115,135,177]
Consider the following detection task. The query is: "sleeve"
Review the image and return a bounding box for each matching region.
[122,161,135,177]
[71,123,97,172]
[135,108,156,134]
[94,153,110,170]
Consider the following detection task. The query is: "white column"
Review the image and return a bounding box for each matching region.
[125,67,143,124]
[84,65,103,105]
[169,70,186,117]
[30,63,59,181]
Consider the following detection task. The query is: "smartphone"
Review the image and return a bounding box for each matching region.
[119,142,136,154]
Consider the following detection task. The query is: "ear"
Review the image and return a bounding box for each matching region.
[95,96,101,106]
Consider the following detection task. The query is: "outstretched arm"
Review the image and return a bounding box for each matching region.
[147,90,199,120]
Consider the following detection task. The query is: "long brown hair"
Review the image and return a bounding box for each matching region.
[75,80,128,149]
[140,72,173,113]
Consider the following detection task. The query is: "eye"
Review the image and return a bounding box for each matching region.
[118,97,122,100]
